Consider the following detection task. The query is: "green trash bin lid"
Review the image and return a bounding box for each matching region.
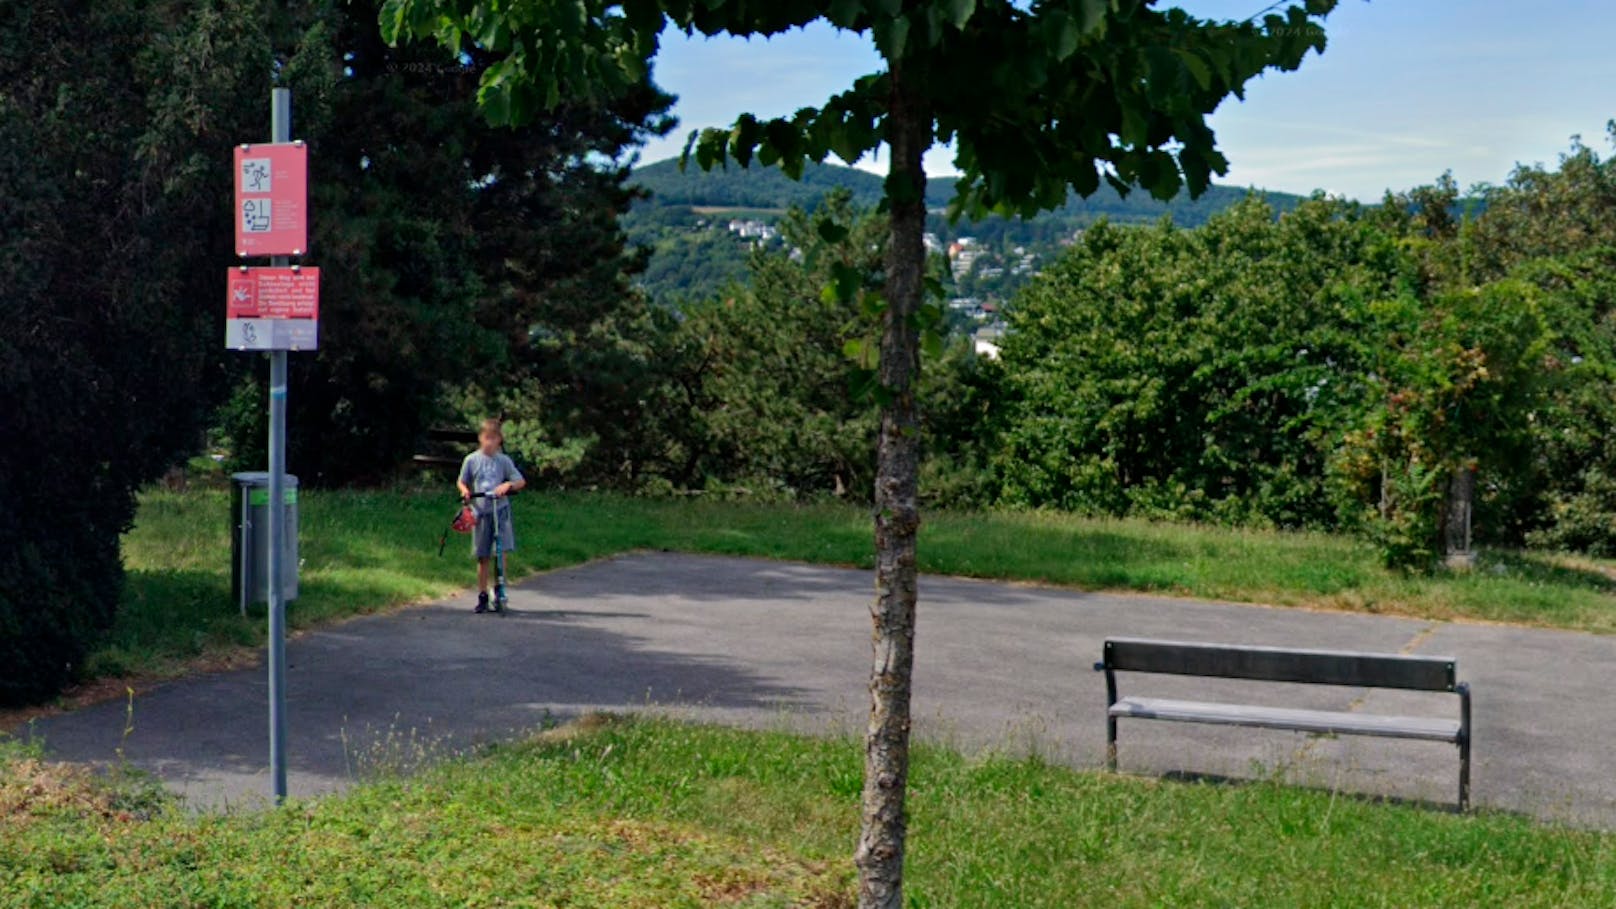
[232,472,299,505]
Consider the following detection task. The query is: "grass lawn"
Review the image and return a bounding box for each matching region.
[5,715,1615,908]
[94,487,1616,684]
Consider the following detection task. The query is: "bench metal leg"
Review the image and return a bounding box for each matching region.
[1098,662,1119,771]
[1457,682,1472,811]
[1459,737,1470,812]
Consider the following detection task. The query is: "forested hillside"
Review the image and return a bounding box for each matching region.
[625,157,1307,303]
[630,156,1304,223]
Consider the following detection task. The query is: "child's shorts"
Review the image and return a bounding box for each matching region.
[474,509,516,558]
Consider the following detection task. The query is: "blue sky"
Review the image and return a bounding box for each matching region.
[638,1,1616,200]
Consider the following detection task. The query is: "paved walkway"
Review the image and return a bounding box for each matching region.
[29,553,1616,823]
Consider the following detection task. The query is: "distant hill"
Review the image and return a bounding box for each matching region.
[629,157,1307,228]
[625,156,1311,306]
[631,158,892,210]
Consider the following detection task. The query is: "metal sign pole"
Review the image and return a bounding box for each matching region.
[266,86,291,804]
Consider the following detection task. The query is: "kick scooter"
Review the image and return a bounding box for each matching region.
[470,491,513,614]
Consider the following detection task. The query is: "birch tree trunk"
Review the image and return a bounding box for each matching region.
[854,65,927,909]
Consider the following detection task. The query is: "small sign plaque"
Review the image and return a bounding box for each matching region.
[225,267,320,351]
[233,142,308,257]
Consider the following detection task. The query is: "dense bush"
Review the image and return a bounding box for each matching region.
[0,0,271,703]
[996,198,1408,528]
[993,134,1616,567]
[0,359,128,704]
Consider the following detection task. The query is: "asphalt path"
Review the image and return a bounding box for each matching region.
[30,552,1616,824]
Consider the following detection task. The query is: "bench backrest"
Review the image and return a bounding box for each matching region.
[1102,638,1457,692]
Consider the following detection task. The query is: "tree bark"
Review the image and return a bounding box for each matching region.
[855,63,927,909]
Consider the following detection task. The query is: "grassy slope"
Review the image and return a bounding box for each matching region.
[6,717,1616,908]
[102,489,1616,683]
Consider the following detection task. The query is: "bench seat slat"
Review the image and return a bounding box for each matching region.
[1109,696,1462,742]
[1104,638,1456,691]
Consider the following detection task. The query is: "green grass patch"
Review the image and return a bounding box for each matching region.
[6,716,1616,907]
[100,489,1616,682]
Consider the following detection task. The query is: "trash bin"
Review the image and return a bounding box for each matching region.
[231,471,299,614]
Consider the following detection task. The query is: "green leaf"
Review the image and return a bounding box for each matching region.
[1077,0,1107,35]
[831,261,863,302]
[818,219,851,244]
[1179,148,1211,195]
[945,0,976,30]
[473,14,511,50]
[730,114,761,166]
[1175,49,1212,91]
[678,130,700,172]
[861,289,889,319]
[843,338,868,360]
[823,118,869,166]
[377,0,408,42]
[478,87,509,127]
[1049,10,1081,61]
[622,0,666,33]
[921,329,945,360]
[873,15,909,58]
[1119,107,1147,147]
[848,367,881,403]
[827,0,862,28]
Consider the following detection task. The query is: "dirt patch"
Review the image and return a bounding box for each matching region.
[2,678,144,735]
[527,711,620,745]
[0,758,130,826]
[0,644,266,735]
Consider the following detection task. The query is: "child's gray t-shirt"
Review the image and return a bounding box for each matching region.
[460,451,524,515]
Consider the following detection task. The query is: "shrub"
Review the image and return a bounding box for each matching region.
[0,518,124,706]
[1529,472,1616,557]
[0,0,265,703]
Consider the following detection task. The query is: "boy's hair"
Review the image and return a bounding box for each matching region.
[478,418,503,440]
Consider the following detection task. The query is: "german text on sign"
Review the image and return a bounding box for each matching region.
[225,267,320,351]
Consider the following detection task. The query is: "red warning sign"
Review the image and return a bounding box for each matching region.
[228,267,319,318]
[225,267,319,350]
[234,142,308,257]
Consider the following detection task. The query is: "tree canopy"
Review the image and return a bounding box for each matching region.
[383,0,1335,212]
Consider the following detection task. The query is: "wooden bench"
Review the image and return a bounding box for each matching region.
[1096,638,1472,809]
[412,428,483,470]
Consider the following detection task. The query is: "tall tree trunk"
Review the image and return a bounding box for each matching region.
[855,63,927,909]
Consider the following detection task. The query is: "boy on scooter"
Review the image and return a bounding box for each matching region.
[457,419,526,613]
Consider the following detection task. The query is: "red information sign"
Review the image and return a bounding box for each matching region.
[225,267,320,351]
[234,142,308,257]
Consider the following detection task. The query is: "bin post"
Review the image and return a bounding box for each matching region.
[238,488,251,616]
